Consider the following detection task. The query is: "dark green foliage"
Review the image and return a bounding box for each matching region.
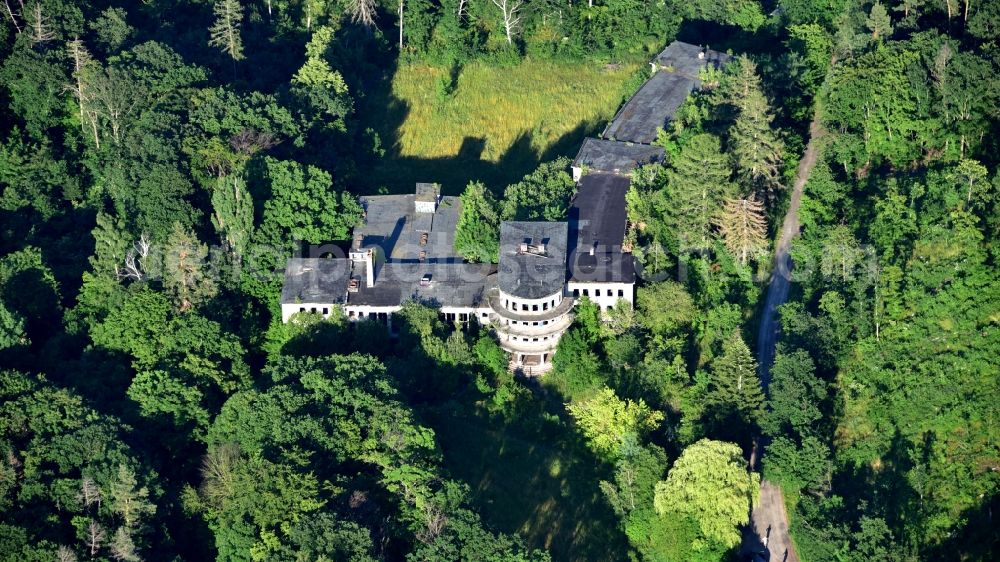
[0,0,997,560]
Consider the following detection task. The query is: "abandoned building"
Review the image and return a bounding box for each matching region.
[280,41,730,374]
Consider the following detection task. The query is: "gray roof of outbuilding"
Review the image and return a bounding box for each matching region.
[602,72,696,144]
[347,262,497,308]
[654,41,731,80]
[356,194,462,261]
[572,138,665,175]
[567,173,636,283]
[498,221,569,299]
[280,258,352,304]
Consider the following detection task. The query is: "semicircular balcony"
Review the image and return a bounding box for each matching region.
[488,289,574,323]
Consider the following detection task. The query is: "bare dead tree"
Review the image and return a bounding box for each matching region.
[66,39,101,149]
[26,2,55,44]
[56,546,78,562]
[88,66,144,144]
[117,234,151,282]
[3,0,21,32]
[416,501,448,544]
[199,443,241,509]
[349,0,377,28]
[397,0,404,50]
[78,476,103,511]
[715,196,768,266]
[229,129,278,156]
[457,0,466,19]
[86,520,106,557]
[491,0,523,45]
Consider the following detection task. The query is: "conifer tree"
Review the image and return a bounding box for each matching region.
[725,57,784,202]
[162,223,218,312]
[866,2,893,41]
[665,133,734,251]
[705,333,765,434]
[208,0,245,62]
[715,196,768,265]
[109,464,155,530]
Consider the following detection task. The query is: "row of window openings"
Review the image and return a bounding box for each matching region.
[301,307,330,315]
[305,308,490,320]
[572,288,625,298]
[511,319,549,327]
[506,298,558,312]
[511,335,551,342]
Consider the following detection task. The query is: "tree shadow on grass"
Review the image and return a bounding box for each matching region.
[356,53,606,196]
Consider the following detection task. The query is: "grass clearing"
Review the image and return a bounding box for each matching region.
[365,59,643,194]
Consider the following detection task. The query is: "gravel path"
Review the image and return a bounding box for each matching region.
[743,109,826,562]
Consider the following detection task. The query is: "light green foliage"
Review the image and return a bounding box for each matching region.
[654,439,760,549]
[453,181,500,262]
[636,281,696,340]
[211,174,254,258]
[109,464,156,530]
[786,24,834,93]
[567,387,664,460]
[501,158,576,221]
[0,300,27,350]
[291,26,352,128]
[128,369,212,440]
[259,157,362,246]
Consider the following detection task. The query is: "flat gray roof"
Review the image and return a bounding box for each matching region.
[356,194,462,261]
[499,221,568,299]
[567,174,636,283]
[654,41,731,80]
[602,72,695,144]
[347,262,496,308]
[280,258,352,304]
[572,138,665,175]
[415,182,439,202]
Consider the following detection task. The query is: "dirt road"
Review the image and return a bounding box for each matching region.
[742,110,826,562]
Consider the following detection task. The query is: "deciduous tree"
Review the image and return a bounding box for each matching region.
[653,439,759,549]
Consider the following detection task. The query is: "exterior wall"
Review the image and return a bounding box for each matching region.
[572,166,583,182]
[414,200,437,213]
[566,281,634,312]
[282,302,340,322]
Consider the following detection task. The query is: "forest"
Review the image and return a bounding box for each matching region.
[0,0,997,560]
